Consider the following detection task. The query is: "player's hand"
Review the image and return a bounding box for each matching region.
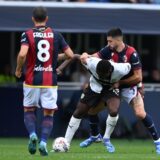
[80,52,90,64]
[56,68,63,75]
[113,82,120,89]
[15,70,22,78]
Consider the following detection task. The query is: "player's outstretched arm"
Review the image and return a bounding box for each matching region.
[56,54,80,75]
[15,45,29,78]
[80,52,90,64]
[64,47,74,59]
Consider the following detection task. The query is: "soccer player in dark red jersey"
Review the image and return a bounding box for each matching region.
[15,6,74,156]
[79,28,160,155]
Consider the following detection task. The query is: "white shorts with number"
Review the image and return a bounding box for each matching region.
[23,86,58,109]
[121,86,138,104]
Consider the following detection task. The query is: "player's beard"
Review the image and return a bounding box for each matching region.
[114,45,119,51]
[109,45,118,51]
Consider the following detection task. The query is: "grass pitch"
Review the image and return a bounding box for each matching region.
[0,138,159,160]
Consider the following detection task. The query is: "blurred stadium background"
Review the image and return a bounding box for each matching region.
[0,1,160,159]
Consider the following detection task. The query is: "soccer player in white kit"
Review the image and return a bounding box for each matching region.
[64,55,131,150]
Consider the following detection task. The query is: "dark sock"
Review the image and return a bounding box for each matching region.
[41,115,53,142]
[142,114,159,140]
[89,115,99,136]
[24,111,36,135]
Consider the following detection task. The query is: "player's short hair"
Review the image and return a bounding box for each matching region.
[96,60,113,79]
[107,27,123,38]
[32,6,48,22]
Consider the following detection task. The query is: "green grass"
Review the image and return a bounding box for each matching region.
[0,138,159,160]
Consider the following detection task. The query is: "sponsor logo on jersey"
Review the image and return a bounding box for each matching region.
[34,64,53,71]
[33,32,54,38]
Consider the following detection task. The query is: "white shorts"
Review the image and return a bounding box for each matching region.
[23,86,58,109]
[121,86,138,104]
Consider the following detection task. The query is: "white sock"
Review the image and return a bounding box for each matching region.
[154,138,160,143]
[65,116,81,144]
[103,114,119,139]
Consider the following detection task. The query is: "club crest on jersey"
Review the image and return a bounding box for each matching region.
[111,53,115,62]
[123,55,127,62]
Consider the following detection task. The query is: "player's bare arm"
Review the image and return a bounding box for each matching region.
[64,47,74,59]
[119,69,142,86]
[91,52,100,58]
[56,54,80,75]
[15,45,29,78]
[58,53,68,61]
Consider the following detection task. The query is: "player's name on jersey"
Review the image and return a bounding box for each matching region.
[34,64,53,71]
[33,32,54,38]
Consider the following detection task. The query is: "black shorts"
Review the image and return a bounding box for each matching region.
[80,85,120,108]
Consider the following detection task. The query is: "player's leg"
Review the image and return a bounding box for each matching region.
[122,86,160,155]
[65,85,101,145]
[103,96,120,153]
[23,86,39,155]
[65,102,90,144]
[130,92,160,155]
[80,102,105,148]
[39,109,55,156]
[80,88,120,151]
[39,88,57,156]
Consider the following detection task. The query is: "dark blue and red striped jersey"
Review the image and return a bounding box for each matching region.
[21,26,69,87]
[97,45,142,88]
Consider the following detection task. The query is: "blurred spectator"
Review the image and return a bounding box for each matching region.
[143,69,160,83]
[149,69,160,83]
[111,0,151,3]
[0,64,16,85]
[74,0,111,2]
[151,0,160,4]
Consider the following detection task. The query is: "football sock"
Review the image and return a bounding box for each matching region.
[41,115,53,143]
[142,114,159,140]
[103,114,119,139]
[89,115,99,136]
[39,141,47,147]
[65,116,81,144]
[24,111,36,136]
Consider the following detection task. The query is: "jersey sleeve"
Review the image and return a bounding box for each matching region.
[110,60,131,76]
[58,33,69,51]
[84,57,100,71]
[117,63,131,76]
[130,52,142,70]
[20,32,29,46]
[97,46,111,59]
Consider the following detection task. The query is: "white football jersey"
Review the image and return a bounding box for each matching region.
[83,57,131,93]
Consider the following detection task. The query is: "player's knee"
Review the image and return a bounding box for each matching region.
[73,102,89,119]
[24,107,36,112]
[73,109,85,119]
[44,109,55,116]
